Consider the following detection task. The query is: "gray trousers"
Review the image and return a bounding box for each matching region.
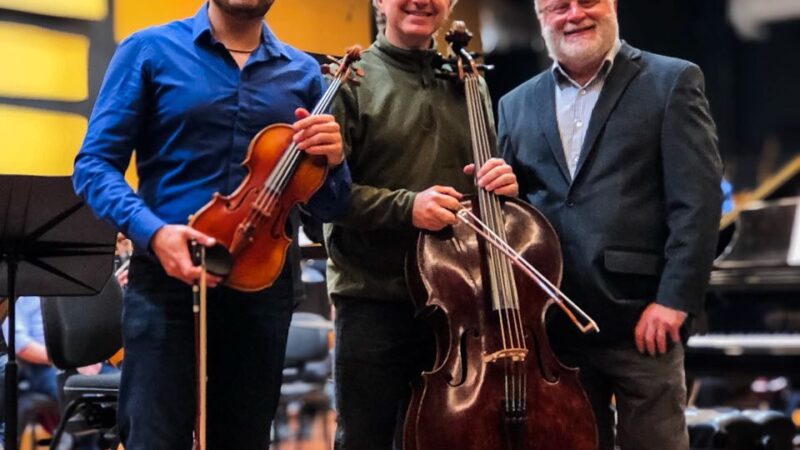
[555,340,690,450]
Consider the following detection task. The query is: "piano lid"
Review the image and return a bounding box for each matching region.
[721,155,800,231]
[716,197,800,269]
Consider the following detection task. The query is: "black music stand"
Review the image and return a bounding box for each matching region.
[0,175,116,450]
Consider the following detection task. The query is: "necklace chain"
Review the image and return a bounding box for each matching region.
[226,46,258,54]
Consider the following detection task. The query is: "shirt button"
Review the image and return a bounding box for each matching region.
[580,89,587,95]
[576,120,583,128]
[567,201,575,207]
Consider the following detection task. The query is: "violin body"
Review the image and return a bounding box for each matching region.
[190,124,327,291]
[404,196,597,450]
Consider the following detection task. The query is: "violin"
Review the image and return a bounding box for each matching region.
[403,22,599,450]
[189,47,363,291]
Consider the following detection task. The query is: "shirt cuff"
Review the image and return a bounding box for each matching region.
[127,207,167,252]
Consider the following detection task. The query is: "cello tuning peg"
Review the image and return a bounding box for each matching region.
[321,65,333,76]
[326,54,339,63]
[355,68,366,78]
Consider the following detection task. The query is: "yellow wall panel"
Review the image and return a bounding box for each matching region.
[113,0,371,54]
[0,23,89,102]
[114,0,201,43]
[0,105,87,176]
[0,0,107,21]
[269,1,372,55]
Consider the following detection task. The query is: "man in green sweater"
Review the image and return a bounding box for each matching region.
[325,0,518,448]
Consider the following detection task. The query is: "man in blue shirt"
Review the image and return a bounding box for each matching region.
[72,1,351,449]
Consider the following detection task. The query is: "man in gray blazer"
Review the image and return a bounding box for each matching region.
[498,0,723,448]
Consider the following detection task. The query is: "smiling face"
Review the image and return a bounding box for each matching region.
[376,0,451,49]
[537,0,618,76]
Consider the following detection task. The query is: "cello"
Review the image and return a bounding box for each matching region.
[404,22,599,450]
[189,47,363,291]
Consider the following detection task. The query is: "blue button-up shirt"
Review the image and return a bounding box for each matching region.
[73,4,351,251]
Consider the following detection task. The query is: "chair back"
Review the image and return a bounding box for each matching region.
[41,276,123,369]
[284,312,330,367]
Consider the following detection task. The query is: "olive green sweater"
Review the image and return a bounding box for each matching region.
[325,33,494,302]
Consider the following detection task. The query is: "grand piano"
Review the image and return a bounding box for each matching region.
[686,156,800,376]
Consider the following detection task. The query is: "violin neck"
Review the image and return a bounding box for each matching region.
[263,75,345,196]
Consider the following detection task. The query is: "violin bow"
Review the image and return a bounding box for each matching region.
[191,243,208,450]
[456,209,601,334]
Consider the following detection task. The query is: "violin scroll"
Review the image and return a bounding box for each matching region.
[322,45,365,86]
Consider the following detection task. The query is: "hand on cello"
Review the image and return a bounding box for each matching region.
[464,157,519,197]
[150,225,222,287]
[413,186,463,231]
[293,107,344,167]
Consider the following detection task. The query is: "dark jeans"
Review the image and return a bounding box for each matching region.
[332,296,433,450]
[554,340,689,450]
[119,256,294,450]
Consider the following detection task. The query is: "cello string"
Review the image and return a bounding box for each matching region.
[469,78,526,353]
[467,77,527,364]
[465,75,521,411]
[465,77,513,355]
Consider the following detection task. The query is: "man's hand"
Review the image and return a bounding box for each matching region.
[634,303,687,356]
[464,158,519,197]
[412,186,463,231]
[150,225,222,287]
[293,108,344,167]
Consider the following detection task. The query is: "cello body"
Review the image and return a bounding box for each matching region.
[404,196,598,450]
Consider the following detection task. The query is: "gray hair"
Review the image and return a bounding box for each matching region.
[534,0,616,16]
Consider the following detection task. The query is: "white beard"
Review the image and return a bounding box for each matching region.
[543,12,619,71]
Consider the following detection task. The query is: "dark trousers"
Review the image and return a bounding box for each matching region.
[554,340,689,450]
[332,297,433,450]
[119,256,294,450]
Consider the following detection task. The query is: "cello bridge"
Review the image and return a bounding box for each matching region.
[483,348,528,364]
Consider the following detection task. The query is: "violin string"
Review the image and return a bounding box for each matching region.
[245,76,344,230]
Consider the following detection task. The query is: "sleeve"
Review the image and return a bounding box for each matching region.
[656,64,724,315]
[328,81,417,232]
[72,35,166,250]
[497,95,522,187]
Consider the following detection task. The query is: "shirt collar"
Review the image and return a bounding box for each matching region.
[192,3,289,60]
[551,39,621,90]
[374,32,439,73]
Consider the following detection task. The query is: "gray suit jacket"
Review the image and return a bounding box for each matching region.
[498,43,723,342]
